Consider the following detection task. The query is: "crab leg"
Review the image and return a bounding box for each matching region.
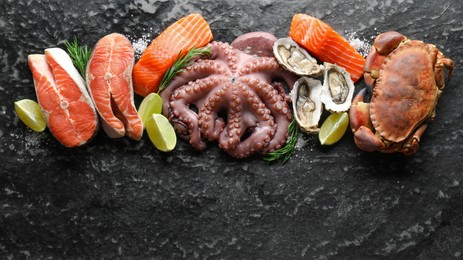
[401,124,428,156]
[434,55,454,89]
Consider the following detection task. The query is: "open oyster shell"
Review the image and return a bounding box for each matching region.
[290,77,323,133]
[273,38,324,77]
[321,63,355,113]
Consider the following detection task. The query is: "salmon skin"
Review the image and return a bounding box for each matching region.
[86,33,143,140]
[132,13,213,96]
[28,48,99,147]
[289,13,365,83]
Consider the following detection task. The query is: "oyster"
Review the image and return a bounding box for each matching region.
[321,63,355,113]
[290,77,323,133]
[273,38,324,77]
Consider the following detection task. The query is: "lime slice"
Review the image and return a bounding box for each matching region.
[14,99,47,132]
[319,112,349,145]
[138,93,163,128]
[146,113,177,152]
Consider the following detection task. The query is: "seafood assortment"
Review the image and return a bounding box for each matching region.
[350,31,454,155]
[160,41,297,158]
[28,48,98,147]
[19,12,455,158]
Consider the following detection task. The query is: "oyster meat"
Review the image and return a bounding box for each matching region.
[321,63,355,113]
[290,77,323,133]
[273,38,324,77]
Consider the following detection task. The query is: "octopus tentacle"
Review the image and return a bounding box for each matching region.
[207,41,241,73]
[238,56,298,90]
[220,81,276,158]
[272,82,292,103]
[243,77,292,153]
[198,79,229,141]
[217,83,244,152]
[169,76,223,150]
[161,59,229,114]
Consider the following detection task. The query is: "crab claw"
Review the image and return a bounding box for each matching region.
[353,126,386,152]
[349,88,372,133]
[364,47,383,87]
[350,88,386,152]
[364,31,407,88]
[374,31,407,55]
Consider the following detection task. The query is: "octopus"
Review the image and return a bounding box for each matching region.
[160,41,298,158]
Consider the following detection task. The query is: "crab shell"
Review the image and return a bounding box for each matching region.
[349,31,454,154]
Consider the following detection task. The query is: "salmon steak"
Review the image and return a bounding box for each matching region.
[289,13,366,83]
[86,33,143,140]
[28,48,99,147]
[132,13,213,96]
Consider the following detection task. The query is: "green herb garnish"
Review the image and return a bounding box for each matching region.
[158,47,211,93]
[264,118,300,164]
[64,36,92,78]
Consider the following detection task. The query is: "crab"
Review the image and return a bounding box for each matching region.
[349,31,454,155]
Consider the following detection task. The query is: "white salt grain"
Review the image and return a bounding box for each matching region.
[127,29,154,59]
[346,31,372,58]
[295,135,307,151]
[132,37,149,56]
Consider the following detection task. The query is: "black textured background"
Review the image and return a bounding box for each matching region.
[1,0,462,259]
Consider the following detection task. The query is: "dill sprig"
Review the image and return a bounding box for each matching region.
[158,47,211,93]
[64,36,92,78]
[263,118,300,164]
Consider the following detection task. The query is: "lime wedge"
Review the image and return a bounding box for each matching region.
[146,113,177,152]
[319,112,349,145]
[138,93,163,128]
[14,99,46,132]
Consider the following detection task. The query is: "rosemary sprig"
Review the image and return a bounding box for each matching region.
[64,36,92,78]
[158,47,211,93]
[264,118,300,163]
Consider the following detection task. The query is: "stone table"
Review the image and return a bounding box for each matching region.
[1,0,462,259]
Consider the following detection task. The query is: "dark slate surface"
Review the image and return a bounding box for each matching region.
[1,0,463,259]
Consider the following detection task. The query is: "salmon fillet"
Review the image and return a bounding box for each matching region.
[132,13,213,96]
[289,14,365,83]
[86,33,143,140]
[28,49,98,147]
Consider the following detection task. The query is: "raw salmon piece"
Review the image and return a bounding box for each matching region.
[86,33,143,140]
[289,13,366,83]
[28,50,98,147]
[133,13,213,96]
